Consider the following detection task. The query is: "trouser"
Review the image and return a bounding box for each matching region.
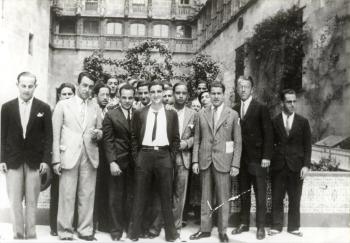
[200,164,230,234]
[172,164,189,230]
[128,149,178,241]
[271,165,303,232]
[57,148,97,238]
[49,172,59,233]
[238,166,267,228]
[109,163,134,237]
[6,163,41,239]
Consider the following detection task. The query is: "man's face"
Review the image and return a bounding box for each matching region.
[150,85,163,105]
[163,90,174,105]
[282,93,297,115]
[174,85,188,106]
[106,78,118,95]
[210,87,224,108]
[137,86,150,106]
[196,83,207,95]
[77,76,94,100]
[120,89,135,110]
[97,87,110,108]
[237,79,253,101]
[17,75,37,102]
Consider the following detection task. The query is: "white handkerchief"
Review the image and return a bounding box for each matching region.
[226,141,234,153]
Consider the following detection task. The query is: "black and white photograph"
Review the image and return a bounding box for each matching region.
[0,0,349,242]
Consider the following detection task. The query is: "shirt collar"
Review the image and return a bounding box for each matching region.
[212,102,224,112]
[282,111,295,119]
[75,95,86,105]
[18,96,34,105]
[241,95,253,106]
[150,105,165,114]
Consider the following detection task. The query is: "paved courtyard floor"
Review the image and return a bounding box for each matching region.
[0,222,349,243]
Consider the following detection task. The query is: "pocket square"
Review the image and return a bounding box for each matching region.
[59,145,66,151]
[188,124,194,129]
[37,112,44,117]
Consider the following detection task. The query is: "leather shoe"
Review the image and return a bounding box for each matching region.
[60,237,73,240]
[219,233,229,242]
[78,235,97,241]
[189,231,211,240]
[256,228,265,240]
[128,236,138,241]
[147,231,159,239]
[111,234,122,241]
[231,224,249,234]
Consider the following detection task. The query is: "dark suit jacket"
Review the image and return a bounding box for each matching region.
[103,107,135,169]
[271,113,311,172]
[233,99,273,176]
[131,105,180,166]
[1,98,53,169]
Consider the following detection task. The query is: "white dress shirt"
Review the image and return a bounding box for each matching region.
[142,106,169,146]
[241,95,253,118]
[18,97,34,139]
[121,106,132,120]
[177,107,185,137]
[282,111,295,132]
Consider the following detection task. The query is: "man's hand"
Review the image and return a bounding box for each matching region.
[261,159,270,168]
[110,162,122,176]
[192,163,199,175]
[230,167,239,177]
[39,163,48,176]
[300,166,309,180]
[0,163,8,174]
[179,140,187,150]
[53,163,62,176]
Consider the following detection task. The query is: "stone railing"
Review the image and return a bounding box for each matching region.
[176,5,194,17]
[51,34,195,53]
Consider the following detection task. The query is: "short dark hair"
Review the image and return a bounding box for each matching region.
[17,71,37,84]
[77,71,95,84]
[198,91,210,106]
[280,89,296,101]
[164,86,173,92]
[237,75,254,87]
[93,82,110,96]
[119,83,135,96]
[136,80,149,90]
[173,82,188,93]
[149,80,164,91]
[56,82,76,102]
[209,82,225,93]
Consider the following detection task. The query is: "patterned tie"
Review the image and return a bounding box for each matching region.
[152,112,158,141]
[213,107,218,130]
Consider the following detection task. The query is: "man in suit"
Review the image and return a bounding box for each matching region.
[52,72,102,241]
[0,72,53,239]
[103,84,136,241]
[232,76,273,240]
[93,83,111,233]
[190,82,242,242]
[269,89,311,237]
[172,82,196,232]
[128,81,180,242]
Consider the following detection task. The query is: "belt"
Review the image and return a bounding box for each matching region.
[141,145,169,151]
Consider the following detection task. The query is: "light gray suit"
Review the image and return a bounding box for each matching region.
[173,107,196,229]
[52,96,102,238]
[192,105,242,233]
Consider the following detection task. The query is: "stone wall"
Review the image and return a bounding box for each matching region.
[197,0,350,140]
[0,0,51,105]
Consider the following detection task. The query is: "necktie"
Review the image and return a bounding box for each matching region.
[213,107,218,130]
[127,109,131,129]
[152,112,158,141]
[285,115,291,136]
[21,101,30,138]
[241,102,245,119]
[80,100,86,124]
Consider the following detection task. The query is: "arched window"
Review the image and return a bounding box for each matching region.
[176,25,192,38]
[106,22,122,35]
[153,24,169,38]
[130,23,146,36]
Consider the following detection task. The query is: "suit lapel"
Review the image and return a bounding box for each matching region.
[165,109,172,141]
[68,98,83,130]
[288,114,299,138]
[13,99,23,131]
[214,105,230,134]
[140,106,150,141]
[181,107,191,138]
[116,107,130,131]
[242,99,256,122]
[276,113,288,138]
[26,98,39,135]
[203,107,214,135]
